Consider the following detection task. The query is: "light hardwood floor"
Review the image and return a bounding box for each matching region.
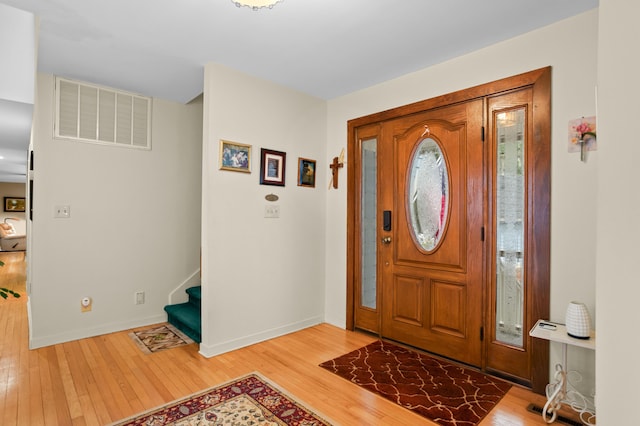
[0,252,574,425]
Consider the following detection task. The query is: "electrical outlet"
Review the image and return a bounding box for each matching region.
[54,205,71,218]
[81,297,92,312]
[135,291,145,305]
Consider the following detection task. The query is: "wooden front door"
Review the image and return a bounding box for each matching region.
[347,68,550,391]
[378,100,484,366]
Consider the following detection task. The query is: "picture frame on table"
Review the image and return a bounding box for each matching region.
[260,148,286,186]
[219,140,251,173]
[297,158,316,188]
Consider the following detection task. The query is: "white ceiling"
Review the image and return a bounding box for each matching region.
[0,0,598,181]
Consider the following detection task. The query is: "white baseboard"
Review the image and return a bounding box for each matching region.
[198,316,323,358]
[29,314,166,349]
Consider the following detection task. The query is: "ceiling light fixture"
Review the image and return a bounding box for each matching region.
[231,0,282,10]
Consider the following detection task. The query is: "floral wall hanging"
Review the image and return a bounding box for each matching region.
[568,116,597,162]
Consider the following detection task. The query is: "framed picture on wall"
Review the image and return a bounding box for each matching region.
[297,157,316,188]
[219,140,251,173]
[259,148,286,186]
[4,197,25,212]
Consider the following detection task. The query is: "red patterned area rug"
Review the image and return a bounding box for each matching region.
[109,373,333,426]
[319,340,511,426]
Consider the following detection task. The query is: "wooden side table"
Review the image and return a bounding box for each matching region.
[529,319,596,425]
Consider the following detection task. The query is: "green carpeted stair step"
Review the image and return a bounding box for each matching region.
[164,285,201,343]
[164,303,201,343]
[186,285,201,309]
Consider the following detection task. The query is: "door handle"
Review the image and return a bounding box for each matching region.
[381,236,392,244]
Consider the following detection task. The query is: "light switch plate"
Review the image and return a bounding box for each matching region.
[264,205,280,218]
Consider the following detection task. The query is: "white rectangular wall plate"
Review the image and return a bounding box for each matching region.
[264,205,280,218]
[54,205,71,218]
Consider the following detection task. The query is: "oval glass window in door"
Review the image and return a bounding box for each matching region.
[408,137,449,251]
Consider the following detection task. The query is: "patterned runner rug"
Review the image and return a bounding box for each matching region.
[128,323,194,354]
[110,373,333,426]
[320,340,511,426]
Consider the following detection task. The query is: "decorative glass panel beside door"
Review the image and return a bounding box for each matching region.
[495,108,525,347]
[361,138,377,309]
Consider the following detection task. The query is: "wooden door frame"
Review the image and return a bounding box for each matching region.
[346,67,550,394]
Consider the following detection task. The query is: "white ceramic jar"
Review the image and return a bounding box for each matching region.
[565,301,591,339]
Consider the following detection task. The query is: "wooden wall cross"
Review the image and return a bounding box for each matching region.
[329,149,345,189]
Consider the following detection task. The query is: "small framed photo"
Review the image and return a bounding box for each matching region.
[219,140,251,173]
[260,148,286,186]
[4,197,25,212]
[297,158,316,188]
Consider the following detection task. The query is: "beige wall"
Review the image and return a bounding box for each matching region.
[0,3,35,104]
[325,10,599,398]
[199,63,327,356]
[0,4,35,184]
[596,0,640,423]
[29,74,203,348]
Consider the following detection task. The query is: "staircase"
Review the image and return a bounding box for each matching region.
[164,286,201,343]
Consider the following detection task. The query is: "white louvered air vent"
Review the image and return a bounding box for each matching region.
[55,77,151,149]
